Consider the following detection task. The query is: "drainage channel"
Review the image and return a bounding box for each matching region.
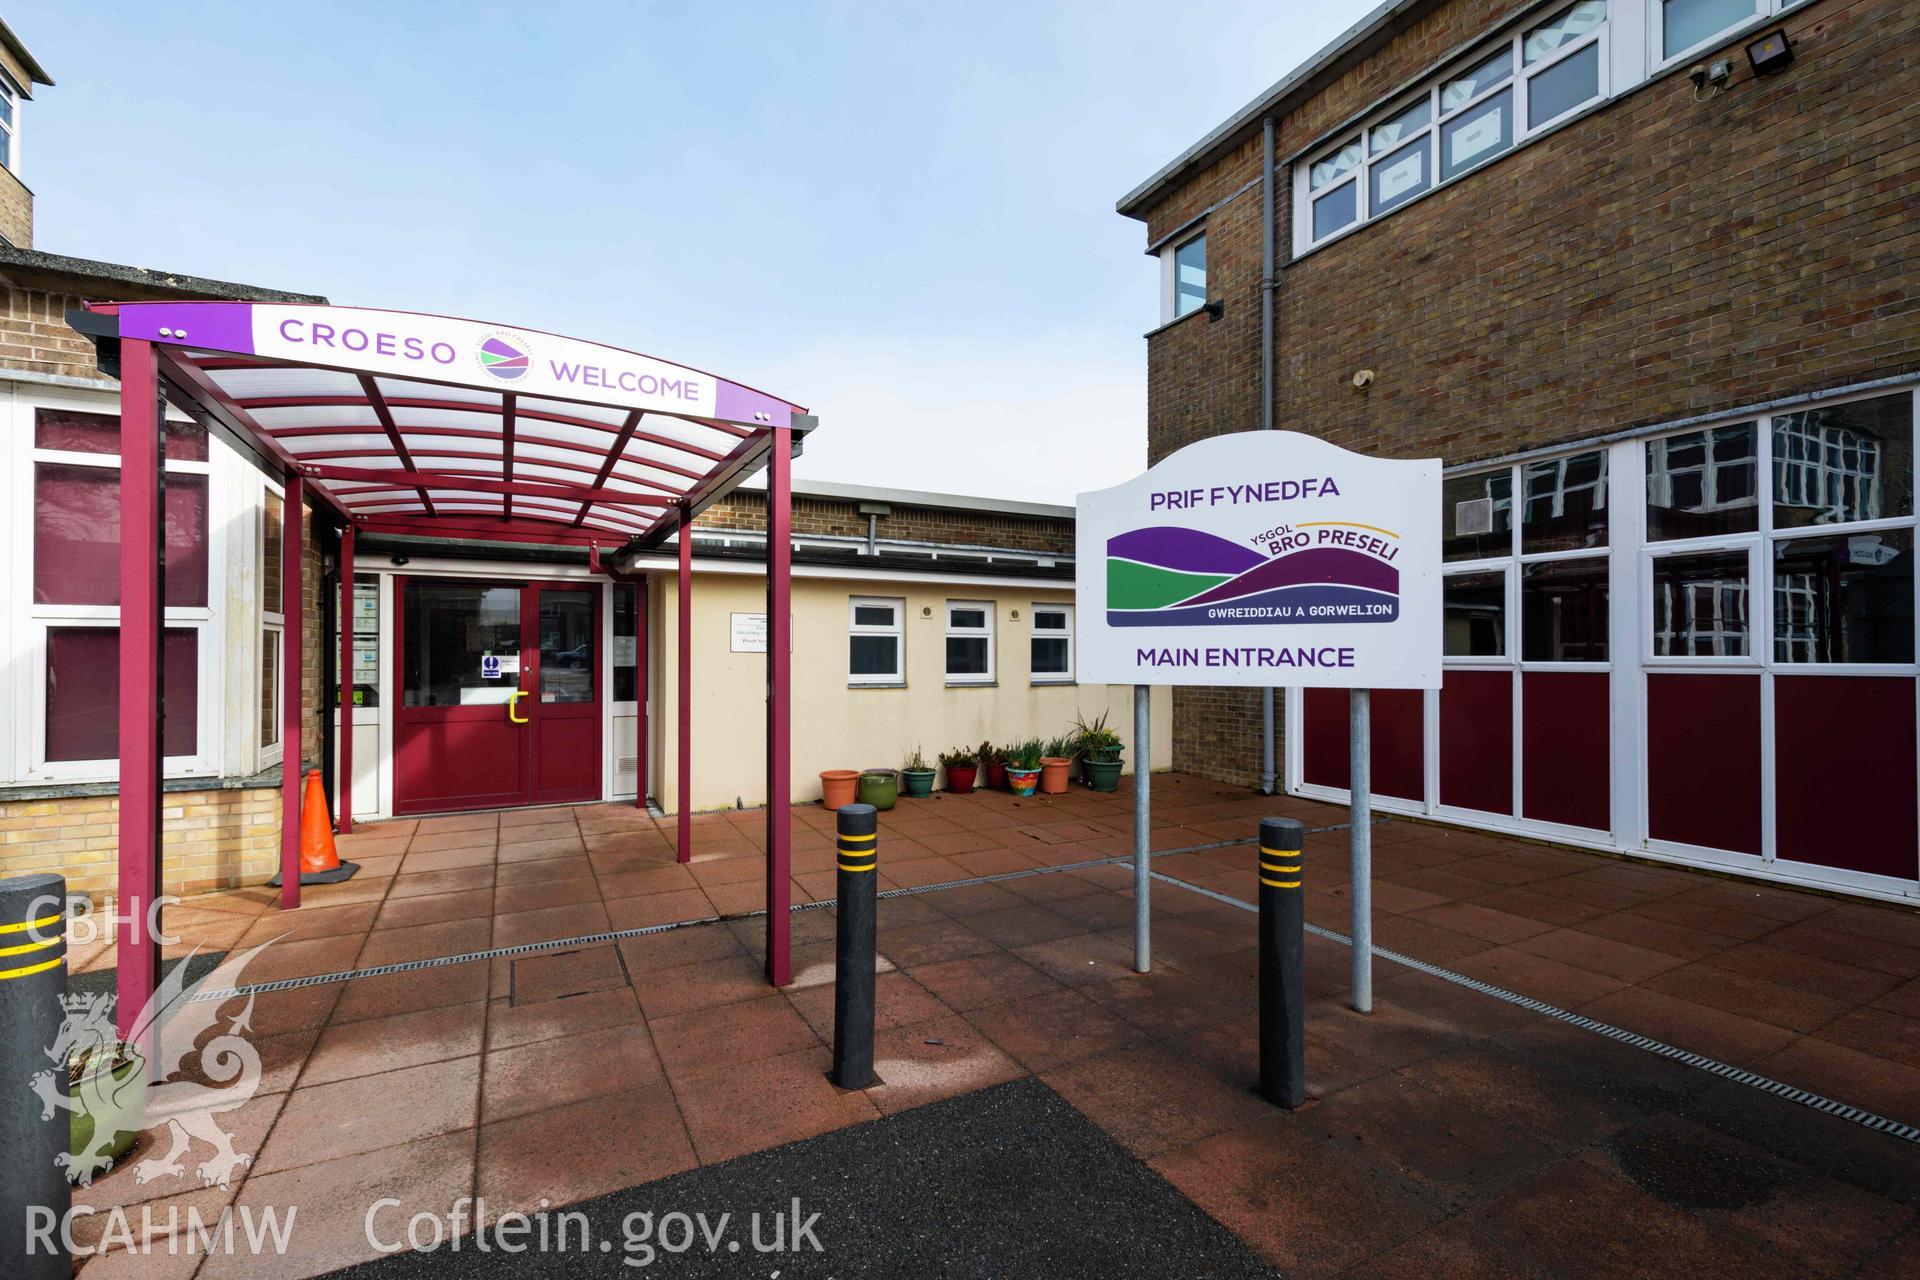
[1148,867,1920,1148]
[183,824,1365,1005]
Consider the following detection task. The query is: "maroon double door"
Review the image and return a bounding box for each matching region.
[393,577,600,815]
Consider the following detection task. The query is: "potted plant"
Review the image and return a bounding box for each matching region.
[939,746,978,794]
[978,741,1008,792]
[1075,711,1125,792]
[1038,734,1076,795]
[1004,739,1043,797]
[62,1030,147,1184]
[820,769,859,809]
[901,746,936,798]
[856,768,899,811]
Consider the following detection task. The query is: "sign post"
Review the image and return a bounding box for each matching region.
[1077,431,1440,1005]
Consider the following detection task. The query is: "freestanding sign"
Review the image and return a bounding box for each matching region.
[1076,431,1441,1004]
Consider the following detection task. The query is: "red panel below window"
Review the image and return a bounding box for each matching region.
[1439,670,1513,815]
[1521,671,1609,831]
[1647,674,1761,856]
[1775,676,1917,880]
[46,628,198,761]
[1300,686,1423,802]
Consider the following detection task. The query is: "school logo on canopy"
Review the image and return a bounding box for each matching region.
[1106,523,1401,628]
[476,331,531,381]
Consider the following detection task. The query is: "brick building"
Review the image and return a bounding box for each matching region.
[1121,0,1920,901]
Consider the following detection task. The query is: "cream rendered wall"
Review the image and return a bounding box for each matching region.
[653,569,1173,814]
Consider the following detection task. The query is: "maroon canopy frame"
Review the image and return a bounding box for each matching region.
[72,301,813,1041]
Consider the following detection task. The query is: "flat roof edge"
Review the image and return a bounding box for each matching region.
[739,475,1075,520]
[0,245,322,302]
[1115,0,1437,220]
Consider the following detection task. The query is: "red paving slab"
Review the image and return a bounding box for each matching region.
[70,774,1920,1277]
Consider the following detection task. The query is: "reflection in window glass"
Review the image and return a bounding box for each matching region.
[1522,558,1609,661]
[1441,88,1512,180]
[1309,140,1362,189]
[1663,0,1758,60]
[1312,180,1358,241]
[1525,0,1607,63]
[850,636,898,677]
[540,592,595,704]
[1527,41,1601,129]
[1174,234,1207,318]
[1441,48,1513,111]
[1652,551,1750,656]
[1444,470,1513,562]
[613,584,638,703]
[1521,451,1608,553]
[403,585,521,707]
[1444,571,1506,656]
[1370,138,1430,215]
[1370,99,1430,153]
[1773,531,1915,664]
[1646,424,1758,540]
[1772,393,1914,530]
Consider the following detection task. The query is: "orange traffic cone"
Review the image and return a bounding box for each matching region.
[269,771,360,887]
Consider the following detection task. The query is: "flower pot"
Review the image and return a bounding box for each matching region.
[983,762,1008,791]
[67,1047,146,1185]
[820,769,859,809]
[900,768,936,799]
[1083,757,1123,793]
[1006,767,1040,797]
[945,764,977,794]
[1038,757,1072,794]
[857,769,899,811]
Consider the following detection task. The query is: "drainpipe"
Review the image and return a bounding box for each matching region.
[1259,115,1278,796]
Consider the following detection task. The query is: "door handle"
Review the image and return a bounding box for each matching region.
[507,690,529,724]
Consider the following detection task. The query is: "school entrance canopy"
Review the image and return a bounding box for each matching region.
[71,301,815,1039]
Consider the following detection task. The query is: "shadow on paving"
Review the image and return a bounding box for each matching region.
[68,949,228,1003]
[326,1077,1275,1279]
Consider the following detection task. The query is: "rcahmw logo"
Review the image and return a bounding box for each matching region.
[476,330,532,382]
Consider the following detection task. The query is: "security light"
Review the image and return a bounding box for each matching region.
[1746,30,1792,76]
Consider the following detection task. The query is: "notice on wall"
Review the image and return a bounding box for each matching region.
[730,613,768,653]
[613,636,637,665]
[1076,430,1441,690]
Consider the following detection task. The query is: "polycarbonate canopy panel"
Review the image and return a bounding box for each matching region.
[79,301,809,547]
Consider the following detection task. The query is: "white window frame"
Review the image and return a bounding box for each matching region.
[1648,0,1769,72]
[1158,229,1208,325]
[10,389,225,783]
[1294,1,1615,254]
[944,599,995,685]
[847,595,904,686]
[0,67,21,174]
[1030,603,1075,684]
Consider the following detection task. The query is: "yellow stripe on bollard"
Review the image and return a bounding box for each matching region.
[0,936,60,959]
[0,912,62,936]
[1260,877,1302,889]
[0,955,63,982]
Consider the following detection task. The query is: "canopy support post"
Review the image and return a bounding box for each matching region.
[337,522,353,835]
[636,580,649,810]
[280,476,304,910]
[765,426,793,987]
[115,338,163,1043]
[676,513,692,864]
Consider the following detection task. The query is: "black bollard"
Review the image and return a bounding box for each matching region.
[1257,818,1306,1109]
[1,873,70,1279]
[831,803,878,1089]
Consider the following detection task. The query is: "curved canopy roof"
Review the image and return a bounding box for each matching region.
[74,301,812,548]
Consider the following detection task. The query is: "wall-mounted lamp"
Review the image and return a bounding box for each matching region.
[1746,30,1793,76]
[390,554,410,567]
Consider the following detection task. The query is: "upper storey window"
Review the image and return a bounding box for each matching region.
[1158,231,1209,325]
[1660,0,1763,63]
[0,69,21,172]
[1296,1,1609,252]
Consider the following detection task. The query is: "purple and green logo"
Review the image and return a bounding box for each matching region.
[1106,524,1400,627]
[476,332,531,382]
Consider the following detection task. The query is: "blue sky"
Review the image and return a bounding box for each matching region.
[10,2,1358,502]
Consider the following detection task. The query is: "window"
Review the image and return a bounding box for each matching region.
[613,583,640,703]
[1031,605,1074,681]
[261,489,285,756]
[1172,234,1207,319]
[1521,450,1609,553]
[0,68,20,173]
[848,597,903,685]
[1443,469,1513,562]
[1646,424,1758,540]
[1444,571,1507,656]
[1659,0,1762,62]
[1522,558,1610,661]
[1295,2,1609,251]
[27,406,213,775]
[1652,550,1751,655]
[945,600,994,683]
[1773,533,1914,664]
[1772,395,1913,530]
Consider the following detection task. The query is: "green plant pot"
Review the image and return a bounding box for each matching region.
[1083,758,1123,793]
[900,768,935,798]
[857,770,899,811]
[68,1048,147,1184]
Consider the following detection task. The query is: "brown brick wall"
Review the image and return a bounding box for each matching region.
[0,165,31,249]
[1139,0,1920,783]
[697,491,1074,556]
[0,788,282,900]
[0,283,105,377]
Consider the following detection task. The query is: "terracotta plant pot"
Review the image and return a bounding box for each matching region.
[901,768,936,799]
[945,764,977,794]
[1038,757,1072,794]
[1006,767,1040,797]
[857,769,899,811]
[820,769,859,809]
[983,762,1008,791]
